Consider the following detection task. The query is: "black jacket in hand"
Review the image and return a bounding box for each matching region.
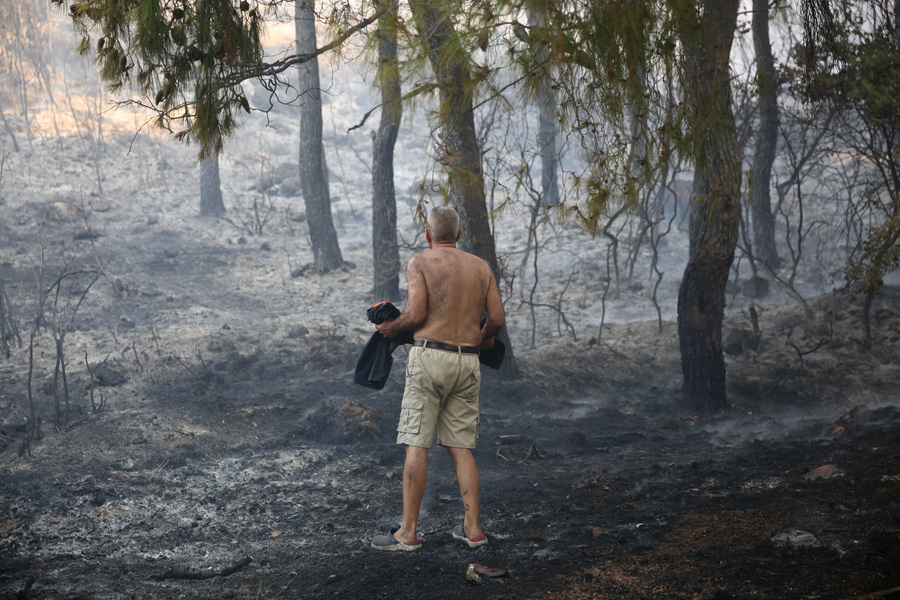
[354,301,505,390]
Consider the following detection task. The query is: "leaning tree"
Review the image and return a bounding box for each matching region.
[403,0,520,378]
[369,0,403,301]
[478,0,742,410]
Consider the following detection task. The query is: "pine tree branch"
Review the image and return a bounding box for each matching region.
[221,5,389,87]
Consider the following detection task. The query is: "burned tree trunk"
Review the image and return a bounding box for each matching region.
[0,278,20,359]
[296,0,344,272]
[896,0,900,46]
[1,110,19,153]
[407,0,495,265]
[531,7,559,205]
[371,0,402,302]
[748,0,782,269]
[409,0,518,378]
[537,84,559,205]
[200,154,225,217]
[676,0,742,412]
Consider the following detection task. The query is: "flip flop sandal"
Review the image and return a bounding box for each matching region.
[451,524,488,548]
[371,531,422,552]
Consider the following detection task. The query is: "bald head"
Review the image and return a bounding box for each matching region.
[428,206,460,244]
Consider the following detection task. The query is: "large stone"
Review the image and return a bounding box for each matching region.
[93,364,127,387]
[740,276,770,299]
[723,328,745,355]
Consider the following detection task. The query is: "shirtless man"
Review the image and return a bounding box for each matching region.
[371,205,505,552]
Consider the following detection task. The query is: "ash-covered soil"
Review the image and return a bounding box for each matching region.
[1,132,899,600]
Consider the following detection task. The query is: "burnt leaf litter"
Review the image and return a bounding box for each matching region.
[0,140,898,600]
[2,290,898,600]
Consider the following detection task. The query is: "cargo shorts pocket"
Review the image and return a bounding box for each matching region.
[397,397,425,435]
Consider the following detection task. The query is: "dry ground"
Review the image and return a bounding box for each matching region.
[0,133,899,600]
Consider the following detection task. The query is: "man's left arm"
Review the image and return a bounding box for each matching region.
[480,271,505,349]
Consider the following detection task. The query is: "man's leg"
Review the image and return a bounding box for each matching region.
[394,444,428,544]
[448,446,483,539]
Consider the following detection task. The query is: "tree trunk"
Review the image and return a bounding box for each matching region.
[748,0,782,269]
[538,88,560,204]
[371,1,402,302]
[296,0,344,272]
[895,0,900,46]
[531,8,559,205]
[409,0,518,378]
[407,0,494,262]
[200,154,225,217]
[676,0,742,412]
[0,109,19,153]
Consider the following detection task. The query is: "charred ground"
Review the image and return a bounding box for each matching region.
[0,135,899,600]
[1,311,899,600]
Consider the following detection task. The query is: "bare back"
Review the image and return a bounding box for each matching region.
[407,247,497,347]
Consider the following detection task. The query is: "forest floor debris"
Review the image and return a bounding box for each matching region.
[0,134,898,599]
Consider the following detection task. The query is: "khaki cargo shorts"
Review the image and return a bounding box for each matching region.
[396,344,481,449]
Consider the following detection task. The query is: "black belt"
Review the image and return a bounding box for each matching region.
[414,339,479,355]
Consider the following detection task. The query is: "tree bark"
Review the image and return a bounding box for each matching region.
[531,8,559,205]
[296,0,344,272]
[895,0,900,46]
[537,87,560,205]
[0,109,19,153]
[199,154,225,217]
[676,0,742,412]
[408,0,518,378]
[748,0,782,269]
[371,1,402,302]
[409,1,495,262]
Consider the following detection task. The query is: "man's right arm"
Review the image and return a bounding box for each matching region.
[480,271,504,348]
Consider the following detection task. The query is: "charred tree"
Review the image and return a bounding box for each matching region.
[371,0,402,302]
[748,0,782,270]
[200,154,225,217]
[676,0,743,412]
[0,277,20,359]
[530,8,559,205]
[409,0,518,378]
[296,0,344,272]
[0,111,18,153]
[537,85,559,206]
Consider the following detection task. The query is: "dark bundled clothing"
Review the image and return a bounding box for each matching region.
[354,302,413,390]
[367,301,402,325]
[353,302,505,390]
[477,317,506,370]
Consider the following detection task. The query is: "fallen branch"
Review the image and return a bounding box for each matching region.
[473,563,510,578]
[152,457,170,473]
[496,442,540,467]
[156,556,252,581]
[845,586,900,600]
[173,355,211,390]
